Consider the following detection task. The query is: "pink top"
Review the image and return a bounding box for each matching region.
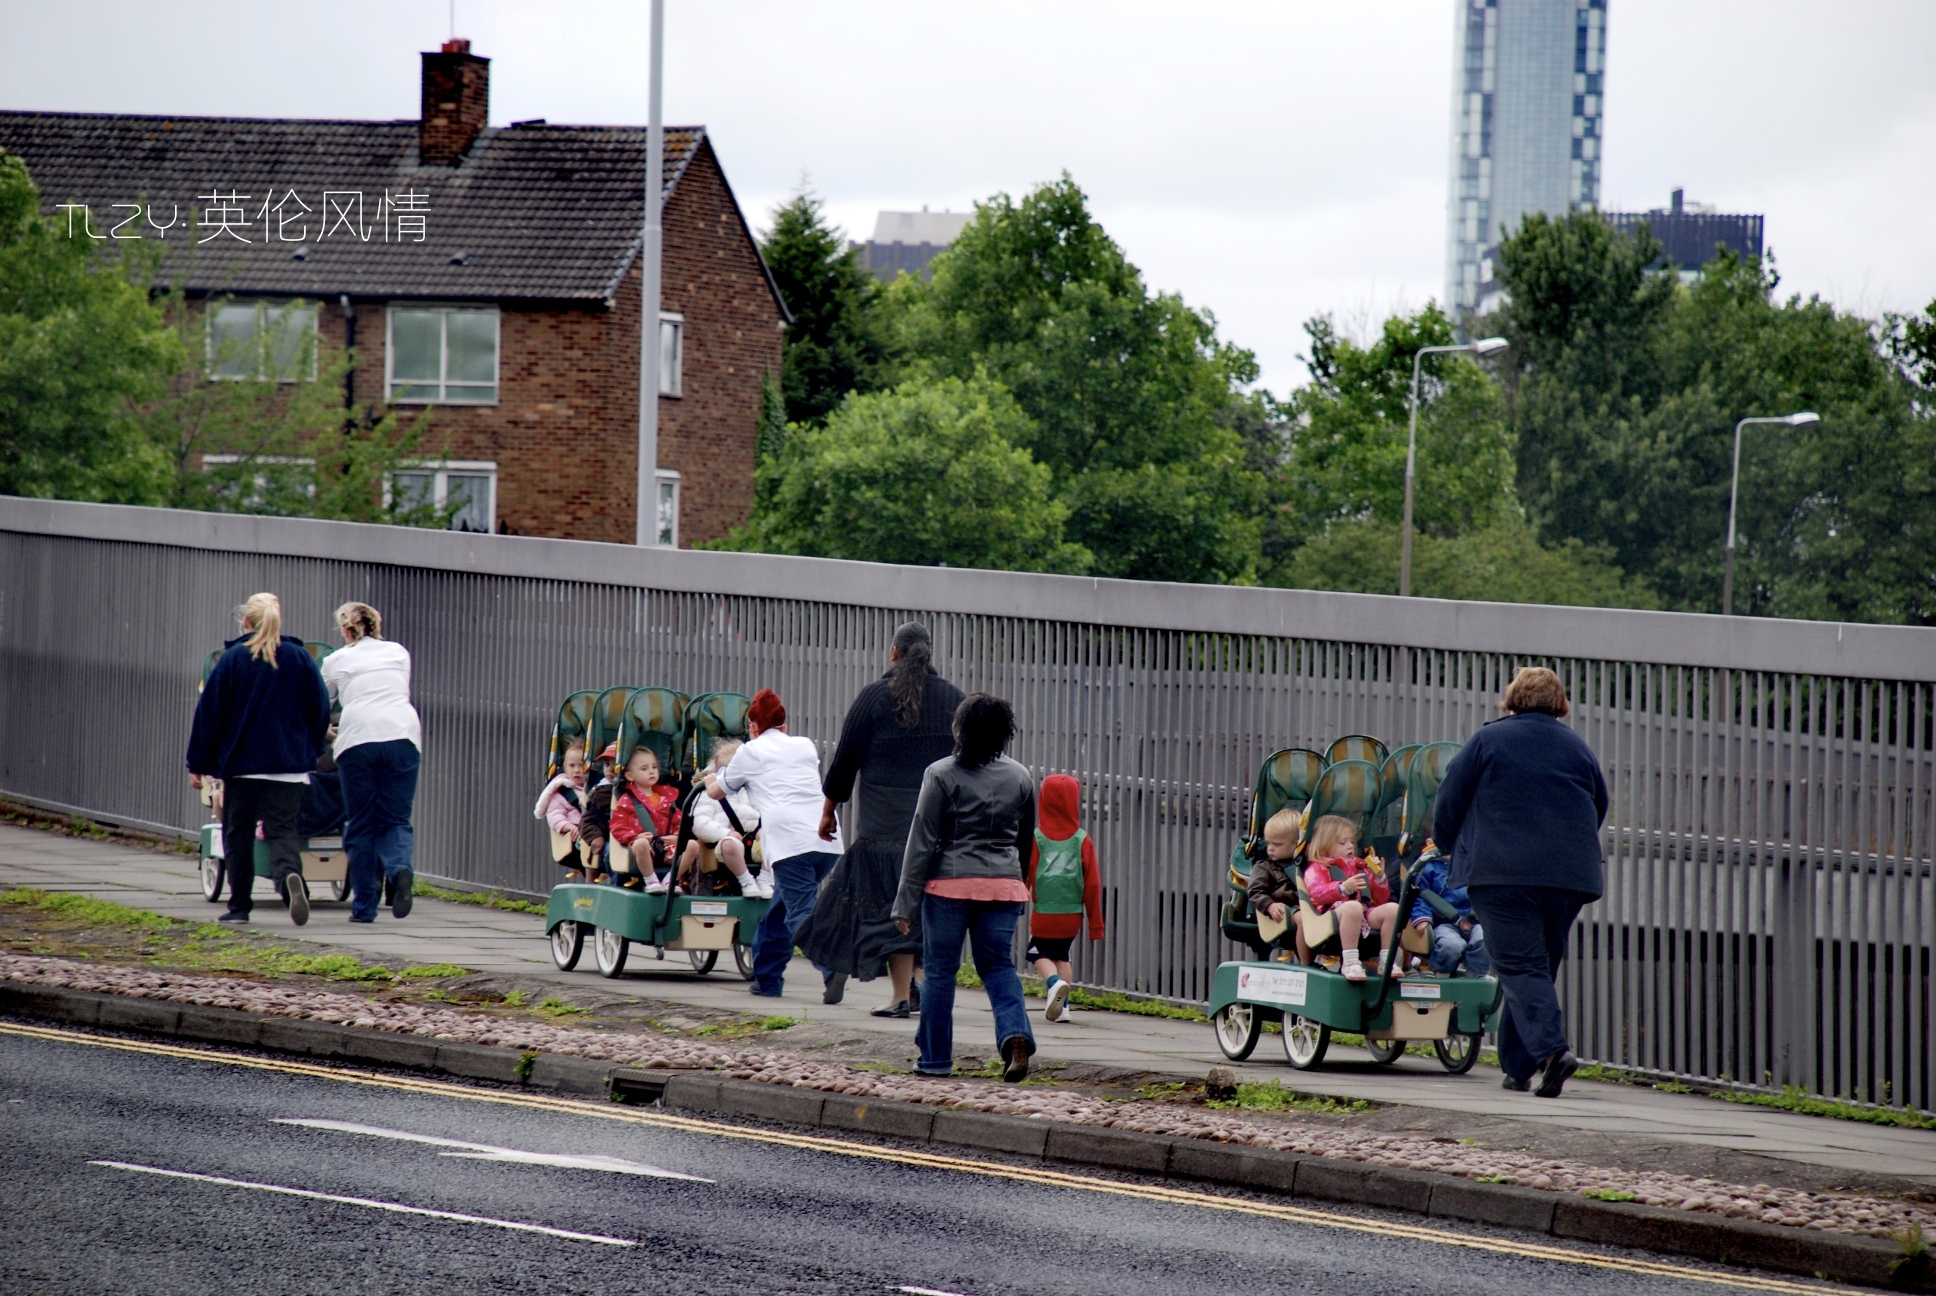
[1302,856,1390,913]
[926,877,1031,902]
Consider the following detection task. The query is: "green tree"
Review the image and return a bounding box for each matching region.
[760,187,888,426]
[715,373,1090,574]
[1278,306,1516,546]
[1494,210,1936,623]
[886,175,1263,583]
[0,148,182,502]
[1291,516,1656,608]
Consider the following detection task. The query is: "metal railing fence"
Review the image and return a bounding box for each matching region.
[1,499,1932,1108]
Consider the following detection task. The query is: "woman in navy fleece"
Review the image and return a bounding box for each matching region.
[1432,666,1607,1098]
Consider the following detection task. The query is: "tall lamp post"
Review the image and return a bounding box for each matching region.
[633,0,667,547]
[1400,336,1507,597]
[1723,411,1819,615]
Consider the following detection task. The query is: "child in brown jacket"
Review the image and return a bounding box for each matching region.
[1244,807,1311,963]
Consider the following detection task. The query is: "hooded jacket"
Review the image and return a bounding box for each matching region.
[185,635,331,779]
[1026,773,1104,941]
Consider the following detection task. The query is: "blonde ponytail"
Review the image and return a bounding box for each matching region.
[240,592,283,666]
[334,601,382,643]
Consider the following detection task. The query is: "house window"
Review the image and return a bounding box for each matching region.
[659,313,683,396]
[391,461,497,532]
[207,300,318,381]
[386,306,499,404]
[655,469,680,547]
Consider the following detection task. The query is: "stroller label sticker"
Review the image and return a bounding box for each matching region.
[1399,982,1442,999]
[689,902,729,916]
[1236,966,1307,1008]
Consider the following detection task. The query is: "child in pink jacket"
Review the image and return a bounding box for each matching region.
[1300,814,1397,982]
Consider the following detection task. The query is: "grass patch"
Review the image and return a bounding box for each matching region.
[535,996,589,1018]
[502,990,527,1007]
[398,964,467,980]
[1712,1085,1936,1130]
[955,964,983,989]
[1068,987,1206,1022]
[758,1016,796,1032]
[2,888,171,931]
[1582,1188,1638,1202]
[1205,1080,1371,1115]
[412,883,548,917]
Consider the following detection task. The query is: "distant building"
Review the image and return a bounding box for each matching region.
[1446,0,1609,317]
[851,209,972,283]
[1606,188,1764,278]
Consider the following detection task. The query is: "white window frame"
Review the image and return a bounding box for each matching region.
[206,298,319,383]
[384,304,500,405]
[655,468,680,547]
[198,453,316,507]
[658,312,684,397]
[386,460,499,533]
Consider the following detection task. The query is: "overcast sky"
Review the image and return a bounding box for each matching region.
[4,0,1931,395]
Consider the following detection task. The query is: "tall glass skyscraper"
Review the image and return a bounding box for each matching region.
[1445,0,1607,316]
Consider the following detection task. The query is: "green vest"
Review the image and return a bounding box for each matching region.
[1033,829,1087,914]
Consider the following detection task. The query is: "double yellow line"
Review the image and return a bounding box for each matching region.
[2,1020,1839,1294]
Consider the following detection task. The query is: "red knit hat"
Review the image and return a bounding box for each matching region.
[747,688,786,730]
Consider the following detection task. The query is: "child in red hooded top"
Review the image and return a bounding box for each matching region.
[1026,773,1104,1023]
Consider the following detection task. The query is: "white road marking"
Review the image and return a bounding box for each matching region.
[897,1288,977,1296]
[88,1161,636,1246]
[276,1118,712,1181]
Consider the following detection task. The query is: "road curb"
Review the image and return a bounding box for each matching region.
[2,978,1919,1291]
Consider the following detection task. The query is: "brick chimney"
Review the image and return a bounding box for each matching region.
[420,39,489,166]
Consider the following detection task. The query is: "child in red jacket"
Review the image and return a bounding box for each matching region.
[1301,814,1396,982]
[1026,773,1104,1023]
[609,746,682,893]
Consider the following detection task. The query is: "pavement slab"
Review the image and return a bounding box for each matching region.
[7,818,1936,1189]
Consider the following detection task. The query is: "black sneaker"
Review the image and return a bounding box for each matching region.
[391,870,413,919]
[286,876,309,926]
[822,973,848,1005]
[1000,1035,1034,1084]
[1501,1074,1531,1092]
[217,911,250,924]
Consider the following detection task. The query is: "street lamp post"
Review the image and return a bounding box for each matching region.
[1400,336,1507,597]
[633,0,667,547]
[1723,411,1819,615]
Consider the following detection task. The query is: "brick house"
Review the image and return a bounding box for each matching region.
[0,40,787,546]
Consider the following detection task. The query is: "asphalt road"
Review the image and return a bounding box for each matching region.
[0,1020,1837,1296]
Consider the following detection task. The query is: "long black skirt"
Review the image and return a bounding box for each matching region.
[797,838,923,981]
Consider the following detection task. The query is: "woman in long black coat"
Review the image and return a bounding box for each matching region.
[1433,666,1608,1099]
[800,622,963,1013]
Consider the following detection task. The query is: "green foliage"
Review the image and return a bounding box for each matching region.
[0,149,183,502]
[398,964,467,980]
[718,373,1091,573]
[1711,1084,1936,1130]
[1204,1079,1371,1114]
[1494,212,1936,623]
[1581,1188,1638,1202]
[0,887,171,930]
[1288,515,1656,608]
[884,176,1265,583]
[412,883,547,916]
[760,187,888,426]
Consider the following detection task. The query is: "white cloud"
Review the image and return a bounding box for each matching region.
[2,0,1931,393]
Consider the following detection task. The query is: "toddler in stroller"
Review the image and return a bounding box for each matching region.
[610,746,682,893]
[1243,808,1311,964]
[679,739,771,898]
[534,739,591,880]
[1300,814,1398,982]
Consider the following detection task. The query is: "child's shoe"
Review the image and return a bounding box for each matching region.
[1341,950,1367,983]
[644,876,669,895]
[1044,977,1072,1023]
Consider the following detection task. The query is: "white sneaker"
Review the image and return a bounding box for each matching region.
[1341,955,1367,983]
[644,877,668,895]
[736,871,761,897]
[756,871,775,899]
[1044,978,1072,1022]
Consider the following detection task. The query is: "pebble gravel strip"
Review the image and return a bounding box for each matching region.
[5,954,1927,1242]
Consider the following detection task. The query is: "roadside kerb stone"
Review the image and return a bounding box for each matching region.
[94,995,181,1036]
[819,1094,937,1142]
[1044,1125,1173,1175]
[6,976,1932,1293]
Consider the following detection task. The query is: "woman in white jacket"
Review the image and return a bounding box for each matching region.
[321,602,422,924]
[681,740,770,898]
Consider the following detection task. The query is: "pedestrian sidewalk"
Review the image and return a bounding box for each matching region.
[6,819,1936,1187]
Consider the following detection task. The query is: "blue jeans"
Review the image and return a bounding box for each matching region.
[1430,922,1489,976]
[337,739,420,922]
[915,896,1033,1077]
[752,851,839,994]
[1467,885,1592,1081]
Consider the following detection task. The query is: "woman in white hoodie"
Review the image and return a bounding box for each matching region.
[680,739,770,898]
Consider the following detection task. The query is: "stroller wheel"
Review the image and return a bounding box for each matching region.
[1213,1003,1262,1061]
[688,949,718,975]
[732,941,755,982]
[1436,1032,1483,1075]
[200,854,225,903]
[593,926,629,978]
[328,879,350,903]
[1282,1015,1331,1070]
[550,920,585,972]
[1364,1037,1406,1066]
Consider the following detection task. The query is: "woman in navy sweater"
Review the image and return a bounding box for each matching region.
[185,593,332,926]
[1433,666,1607,1098]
